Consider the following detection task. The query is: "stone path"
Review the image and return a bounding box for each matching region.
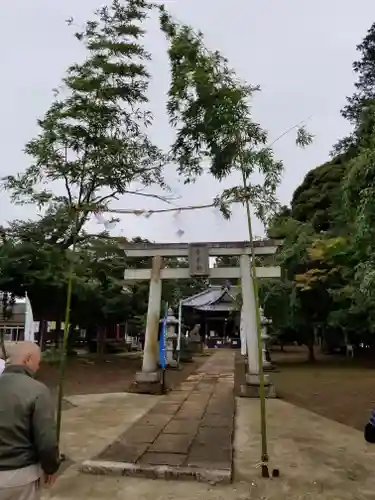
[81,350,235,484]
[43,361,375,499]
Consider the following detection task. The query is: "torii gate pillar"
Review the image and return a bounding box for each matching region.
[140,255,162,377]
[239,254,276,398]
[122,240,282,395]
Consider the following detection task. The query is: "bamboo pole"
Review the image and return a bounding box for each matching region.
[241,169,269,476]
[56,211,78,445]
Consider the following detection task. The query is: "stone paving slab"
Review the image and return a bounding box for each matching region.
[47,395,375,500]
[149,433,194,453]
[81,350,235,484]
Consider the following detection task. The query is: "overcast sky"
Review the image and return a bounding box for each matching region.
[1,0,374,243]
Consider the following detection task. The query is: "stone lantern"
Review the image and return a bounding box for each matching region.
[162,308,179,368]
[260,307,273,370]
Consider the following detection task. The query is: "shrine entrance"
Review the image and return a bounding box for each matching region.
[121,240,281,394]
[181,284,241,348]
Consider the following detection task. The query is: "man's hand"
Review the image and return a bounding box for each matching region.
[44,473,57,487]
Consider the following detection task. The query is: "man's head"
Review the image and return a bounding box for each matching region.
[7,341,41,373]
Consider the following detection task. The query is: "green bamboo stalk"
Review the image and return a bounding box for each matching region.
[241,170,269,466]
[1,295,8,360]
[56,219,78,445]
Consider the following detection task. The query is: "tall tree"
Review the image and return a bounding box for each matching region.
[342,23,375,125]
[0,291,15,359]
[2,0,166,248]
[158,7,312,472]
[343,105,375,305]
[291,155,350,232]
[159,8,312,221]
[1,0,170,443]
[336,22,375,154]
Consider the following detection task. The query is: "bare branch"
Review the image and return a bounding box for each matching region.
[94,192,120,206]
[123,190,178,204]
[63,173,73,206]
[268,116,313,148]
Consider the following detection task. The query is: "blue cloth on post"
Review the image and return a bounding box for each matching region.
[159,309,168,369]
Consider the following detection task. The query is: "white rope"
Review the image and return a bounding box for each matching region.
[105,202,219,216]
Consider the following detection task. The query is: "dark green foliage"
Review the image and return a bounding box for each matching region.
[2,0,165,249]
[291,156,349,232]
[335,22,375,155]
[158,7,312,223]
[280,17,375,352]
[342,22,375,125]
[159,7,266,182]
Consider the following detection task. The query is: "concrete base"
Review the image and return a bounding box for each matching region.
[135,371,160,383]
[245,373,270,385]
[80,460,231,485]
[240,373,276,398]
[167,360,180,370]
[131,371,164,395]
[263,362,276,372]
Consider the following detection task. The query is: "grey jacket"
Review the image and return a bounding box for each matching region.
[0,365,60,475]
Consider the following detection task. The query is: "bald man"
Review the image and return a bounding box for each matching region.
[0,342,60,499]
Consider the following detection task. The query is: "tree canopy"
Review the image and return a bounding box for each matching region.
[260,21,375,358]
[5,1,375,367]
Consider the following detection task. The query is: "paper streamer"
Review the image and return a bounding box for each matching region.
[94,212,117,231]
[176,228,185,238]
[172,209,185,238]
[104,221,117,230]
[95,213,107,225]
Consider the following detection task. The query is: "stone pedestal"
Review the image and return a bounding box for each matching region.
[189,339,204,354]
[240,373,276,398]
[188,324,203,355]
[263,362,276,372]
[165,308,178,369]
[262,343,275,371]
[132,370,164,395]
[177,336,193,363]
[166,338,178,368]
[260,309,275,371]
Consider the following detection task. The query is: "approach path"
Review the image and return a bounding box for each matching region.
[82,350,236,483]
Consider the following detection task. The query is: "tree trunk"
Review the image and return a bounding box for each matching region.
[55,319,62,350]
[307,340,315,362]
[97,327,106,360]
[67,324,78,356]
[86,325,97,354]
[0,330,7,360]
[306,327,316,362]
[38,319,48,352]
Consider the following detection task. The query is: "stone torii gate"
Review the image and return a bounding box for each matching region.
[121,240,281,394]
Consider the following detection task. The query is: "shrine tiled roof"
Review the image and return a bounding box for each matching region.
[181,285,240,311]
